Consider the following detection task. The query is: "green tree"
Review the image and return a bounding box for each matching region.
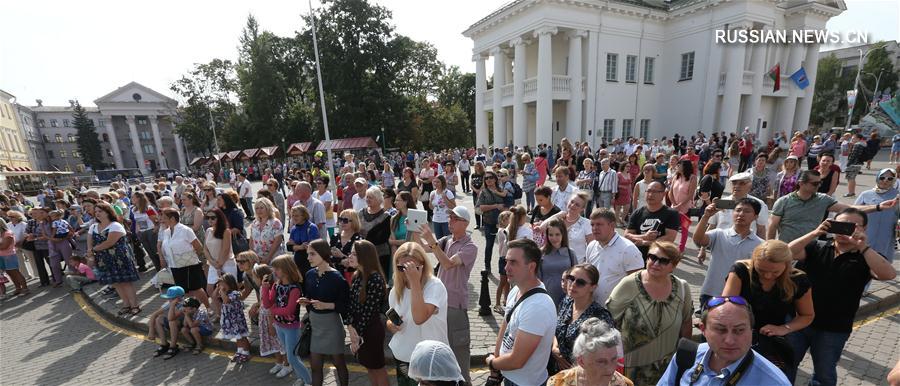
[857,42,898,118]
[170,59,239,155]
[235,15,289,149]
[810,54,843,127]
[71,101,104,170]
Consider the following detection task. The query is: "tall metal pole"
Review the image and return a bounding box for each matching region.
[207,100,222,170]
[309,0,336,193]
[846,49,864,131]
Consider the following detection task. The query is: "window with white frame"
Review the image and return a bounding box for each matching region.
[644,57,655,84]
[38,119,45,128]
[640,119,650,139]
[55,134,62,143]
[59,150,67,158]
[138,118,148,125]
[67,134,75,143]
[622,119,633,138]
[62,119,69,127]
[50,119,58,127]
[142,144,155,154]
[626,55,637,83]
[602,119,615,142]
[680,52,695,81]
[606,54,618,81]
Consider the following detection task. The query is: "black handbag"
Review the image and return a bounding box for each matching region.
[231,228,250,254]
[294,313,312,357]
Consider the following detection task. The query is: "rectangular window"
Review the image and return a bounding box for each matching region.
[47,150,54,159]
[640,119,650,139]
[98,119,106,128]
[138,118,148,125]
[680,52,695,81]
[602,119,615,142]
[606,54,618,81]
[68,134,76,143]
[626,55,637,83]
[143,144,155,154]
[644,57,655,84]
[42,134,50,143]
[55,134,62,143]
[72,150,80,158]
[62,119,69,127]
[38,119,45,128]
[622,119,633,138]
[140,131,152,140]
[50,119,58,127]
[59,150,67,158]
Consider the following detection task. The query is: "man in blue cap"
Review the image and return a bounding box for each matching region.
[855,168,900,262]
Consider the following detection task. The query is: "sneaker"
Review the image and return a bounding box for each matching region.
[843,193,856,197]
[269,363,284,374]
[292,379,308,386]
[275,365,293,378]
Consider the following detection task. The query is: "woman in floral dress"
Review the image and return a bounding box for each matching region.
[88,202,141,316]
[249,198,285,265]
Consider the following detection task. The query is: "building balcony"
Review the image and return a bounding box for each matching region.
[717,71,794,97]
[482,75,585,110]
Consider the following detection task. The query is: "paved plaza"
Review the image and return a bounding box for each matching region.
[1,155,899,385]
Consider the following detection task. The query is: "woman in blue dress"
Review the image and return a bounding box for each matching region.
[88,202,141,316]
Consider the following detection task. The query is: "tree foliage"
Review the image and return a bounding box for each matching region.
[170,0,475,154]
[71,101,104,170]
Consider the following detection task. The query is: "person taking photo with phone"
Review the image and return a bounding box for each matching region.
[787,208,896,386]
[854,168,900,263]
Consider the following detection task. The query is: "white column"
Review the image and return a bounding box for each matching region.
[149,115,167,169]
[126,115,147,174]
[720,33,747,133]
[173,126,187,171]
[474,55,488,149]
[534,26,558,147]
[104,115,124,169]
[775,44,806,133]
[742,39,767,137]
[491,47,507,148]
[586,30,599,149]
[511,37,528,148]
[566,30,585,143]
[793,44,820,132]
[701,31,724,132]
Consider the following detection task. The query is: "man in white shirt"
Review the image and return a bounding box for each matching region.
[486,239,556,386]
[584,208,644,304]
[351,178,368,212]
[550,167,575,210]
[236,173,254,220]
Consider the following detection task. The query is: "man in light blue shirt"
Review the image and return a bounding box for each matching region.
[657,297,790,386]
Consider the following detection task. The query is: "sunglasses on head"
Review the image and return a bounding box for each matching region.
[338,217,350,224]
[647,253,672,265]
[564,274,591,287]
[706,296,749,309]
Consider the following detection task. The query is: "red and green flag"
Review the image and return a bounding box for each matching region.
[768,63,781,92]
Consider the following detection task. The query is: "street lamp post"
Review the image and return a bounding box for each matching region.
[862,69,886,113]
[846,46,886,130]
[380,127,386,149]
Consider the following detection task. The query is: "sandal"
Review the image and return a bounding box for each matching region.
[162,346,180,360]
[493,304,505,315]
[117,307,132,316]
[129,307,142,316]
[192,346,204,355]
[153,345,170,357]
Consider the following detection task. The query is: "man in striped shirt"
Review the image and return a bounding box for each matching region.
[595,158,618,209]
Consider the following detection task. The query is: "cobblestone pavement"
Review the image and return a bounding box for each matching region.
[1,155,898,385]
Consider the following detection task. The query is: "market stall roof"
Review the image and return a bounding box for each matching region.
[222,150,242,161]
[189,157,207,166]
[1,166,33,172]
[287,142,312,155]
[258,146,281,158]
[315,137,377,151]
[240,148,260,160]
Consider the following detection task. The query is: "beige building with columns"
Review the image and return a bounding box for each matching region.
[464,0,846,149]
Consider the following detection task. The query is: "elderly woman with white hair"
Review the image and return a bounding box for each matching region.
[357,186,393,282]
[547,318,633,386]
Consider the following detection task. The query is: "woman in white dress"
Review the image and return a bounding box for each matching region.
[204,208,235,320]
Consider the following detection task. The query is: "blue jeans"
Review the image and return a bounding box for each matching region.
[483,223,498,272]
[433,221,450,240]
[787,326,851,386]
[525,190,535,211]
[275,324,312,384]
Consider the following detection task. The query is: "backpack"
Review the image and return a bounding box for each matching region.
[510,182,523,200]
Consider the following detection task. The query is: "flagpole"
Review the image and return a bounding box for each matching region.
[308,0,337,194]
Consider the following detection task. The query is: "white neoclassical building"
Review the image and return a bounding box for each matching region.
[463,0,846,149]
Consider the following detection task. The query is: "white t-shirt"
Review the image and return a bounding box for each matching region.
[430,189,455,223]
[515,224,533,241]
[313,190,335,228]
[501,284,556,386]
[550,184,575,210]
[9,221,27,243]
[388,277,449,362]
[158,223,200,268]
[543,216,591,262]
[352,193,367,212]
[584,233,645,304]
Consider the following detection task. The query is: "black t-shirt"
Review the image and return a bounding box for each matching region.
[796,240,872,333]
[698,174,724,201]
[530,205,561,225]
[627,205,681,257]
[731,262,811,330]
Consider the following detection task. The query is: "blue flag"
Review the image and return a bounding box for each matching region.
[791,67,809,90]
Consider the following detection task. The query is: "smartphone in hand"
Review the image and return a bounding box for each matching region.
[826,220,856,236]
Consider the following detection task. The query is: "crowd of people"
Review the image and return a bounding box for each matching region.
[0,128,898,386]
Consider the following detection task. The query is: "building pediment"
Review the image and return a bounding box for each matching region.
[94,81,176,106]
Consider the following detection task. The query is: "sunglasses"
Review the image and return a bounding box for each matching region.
[706,296,749,309]
[564,274,591,288]
[806,180,822,187]
[647,253,672,265]
[235,259,248,264]
[484,176,496,180]
[879,176,896,182]
[205,216,216,220]
[338,217,351,224]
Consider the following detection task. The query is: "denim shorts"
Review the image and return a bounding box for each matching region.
[198,325,213,336]
[0,254,18,270]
